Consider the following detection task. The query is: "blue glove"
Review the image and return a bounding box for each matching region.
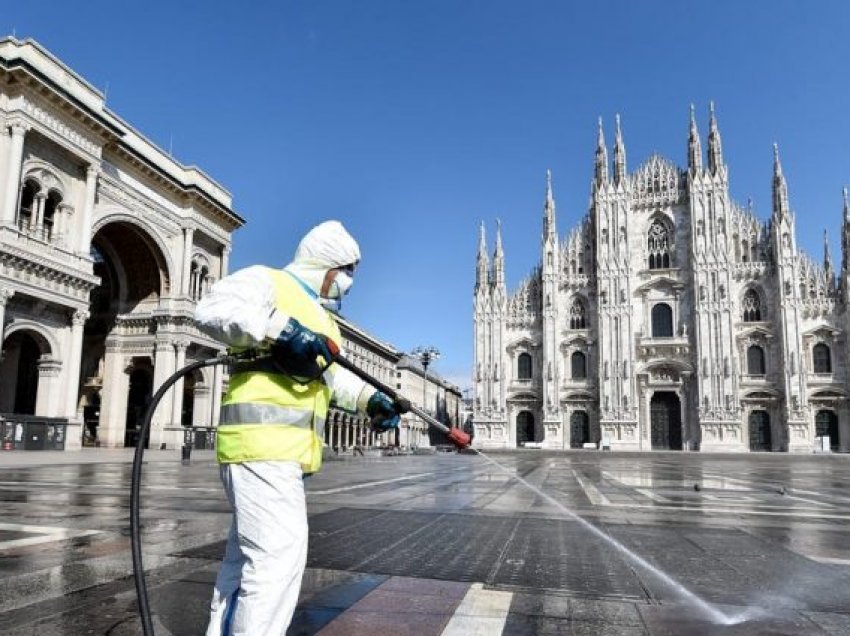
[271,318,337,379]
[367,392,401,433]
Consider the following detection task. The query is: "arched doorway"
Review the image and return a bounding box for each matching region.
[650,392,682,450]
[815,410,839,451]
[0,331,41,414]
[748,410,772,451]
[124,366,153,448]
[84,221,170,447]
[570,411,590,448]
[182,373,196,427]
[516,411,535,447]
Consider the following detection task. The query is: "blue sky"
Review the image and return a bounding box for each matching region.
[5,1,850,390]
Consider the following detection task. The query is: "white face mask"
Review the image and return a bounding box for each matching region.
[319,270,354,312]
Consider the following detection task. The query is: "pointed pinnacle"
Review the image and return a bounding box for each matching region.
[597,116,605,145]
[843,186,849,219]
[615,113,622,139]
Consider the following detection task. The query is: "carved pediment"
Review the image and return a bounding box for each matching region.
[506,337,538,353]
[634,275,685,295]
[736,325,773,341]
[742,389,779,400]
[802,324,841,340]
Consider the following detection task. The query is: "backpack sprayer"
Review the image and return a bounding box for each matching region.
[130,348,470,635]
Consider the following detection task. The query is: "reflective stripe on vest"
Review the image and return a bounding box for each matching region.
[220,403,313,427]
[216,268,341,472]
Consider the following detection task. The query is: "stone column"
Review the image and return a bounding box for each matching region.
[221,245,230,278]
[65,310,88,420]
[210,363,223,427]
[0,287,14,343]
[55,203,72,246]
[36,358,63,416]
[171,340,188,427]
[78,166,99,253]
[1,123,27,227]
[99,344,130,448]
[149,340,175,447]
[181,227,194,296]
[32,192,46,236]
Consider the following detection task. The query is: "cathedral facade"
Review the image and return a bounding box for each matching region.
[473,106,849,453]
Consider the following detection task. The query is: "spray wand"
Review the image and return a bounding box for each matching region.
[328,347,471,449]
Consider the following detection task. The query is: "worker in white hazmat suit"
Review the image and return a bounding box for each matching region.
[195,220,404,635]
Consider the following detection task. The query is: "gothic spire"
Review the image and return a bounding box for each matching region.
[707,101,724,175]
[688,104,703,173]
[824,230,833,274]
[493,219,505,288]
[543,169,557,238]
[595,117,609,185]
[475,221,489,291]
[842,187,850,273]
[772,143,790,221]
[844,186,850,223]
[613,113,627,185]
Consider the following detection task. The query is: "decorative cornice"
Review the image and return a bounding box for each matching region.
[21,98,100,156]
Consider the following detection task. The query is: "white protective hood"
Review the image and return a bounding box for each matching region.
[284,220,361,297]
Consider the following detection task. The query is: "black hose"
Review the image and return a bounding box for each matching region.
[131,354,234,636]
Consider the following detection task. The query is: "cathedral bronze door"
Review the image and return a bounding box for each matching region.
[650,392,682,450]
[570,411,590,448]
[748,410,772,451]
[516,411,535,447]
[815,410,839,451]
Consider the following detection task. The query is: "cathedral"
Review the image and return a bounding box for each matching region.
[472,105,849,453]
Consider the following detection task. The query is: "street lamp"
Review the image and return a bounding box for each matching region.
[412,345,440,448]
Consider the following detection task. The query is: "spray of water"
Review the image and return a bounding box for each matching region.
[468,448,745,626]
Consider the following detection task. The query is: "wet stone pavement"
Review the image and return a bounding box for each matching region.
[1,449,850,634]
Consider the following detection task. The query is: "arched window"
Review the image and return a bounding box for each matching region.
[747,345,766,375]
[18,179,38,233]
[571,351,587,379]
[517,353,532,379]
[651,303,673,337]
[44,190,62,242]
[813,343,832,374]
[569,299,586,329]
[742,289,762,322]
[647,221,672,269]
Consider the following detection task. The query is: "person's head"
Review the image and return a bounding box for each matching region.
[285,220,360,311]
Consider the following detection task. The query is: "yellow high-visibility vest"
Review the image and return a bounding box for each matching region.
[215,268,341,473]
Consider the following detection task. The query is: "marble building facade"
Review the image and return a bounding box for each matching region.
[473,106,849,453]
[0,37,241,450]
[0,36,457,452]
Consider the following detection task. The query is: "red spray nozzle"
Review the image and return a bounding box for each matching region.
[446,427,471,449]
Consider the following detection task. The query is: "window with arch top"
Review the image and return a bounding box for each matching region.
[647,220,672,269]
[517,352,532,379]
[651,303,673,338]
[569,299,586,329]
[742,289,762,322]
[813,343,832,374]
[571,351,587,379]
[747,345,766,375]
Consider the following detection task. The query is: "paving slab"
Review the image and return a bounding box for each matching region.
[1,451,850,634]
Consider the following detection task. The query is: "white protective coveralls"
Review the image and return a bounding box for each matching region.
[196,221,373,635]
